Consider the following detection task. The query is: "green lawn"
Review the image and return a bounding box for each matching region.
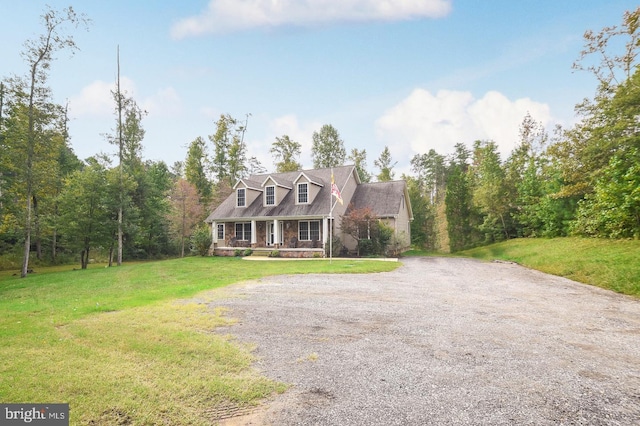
[459,237,640,297]
[0,256,399,425]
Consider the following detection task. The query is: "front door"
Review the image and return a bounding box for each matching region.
[267,221,284,246]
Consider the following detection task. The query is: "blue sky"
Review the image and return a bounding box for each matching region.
[2,0,637,176]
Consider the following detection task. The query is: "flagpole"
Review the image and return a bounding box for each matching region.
[329,168,333,263]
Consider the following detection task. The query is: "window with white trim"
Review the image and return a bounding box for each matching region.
[297,183,308,204]
[216,223,225,240]
[299,220,320,241]
[236,188,246,207]
[265,185,275,206]
[235,222,252,241]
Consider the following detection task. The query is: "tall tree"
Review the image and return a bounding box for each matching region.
[374,146,397,182]
[348,148,371,183]
[13,6,89,277]
[57,158,112,269]
[411,149,446,204]
[106,76,146,264]
[445,143,475,252]
[572,67,640,238]
[209,113,251,186]
[572,6,640,90]
[168,178,205,257]
[311,124,346,169]
[470,140,511,242]
[405,175,435,250]
[270,135,302,172]
[185,136,212,202]
[136,160,174,257]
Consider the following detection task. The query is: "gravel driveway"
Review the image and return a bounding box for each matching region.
[211,257,640,425]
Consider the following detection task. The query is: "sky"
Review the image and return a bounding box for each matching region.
[2,0,637,177]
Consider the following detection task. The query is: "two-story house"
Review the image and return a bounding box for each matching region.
[205,164,413,257]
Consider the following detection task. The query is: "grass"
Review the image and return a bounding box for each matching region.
[459,237,640,297]
[0,256,399,425]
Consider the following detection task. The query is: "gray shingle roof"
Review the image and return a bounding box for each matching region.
[350,180,409,218]
[205,165,356,222]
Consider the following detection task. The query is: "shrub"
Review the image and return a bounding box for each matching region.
[234,249,243,257]
[357,239,376,256]
[268,250,280,258]
[243,249,253,257]
[190,225,213,256]
[324,235,342,257]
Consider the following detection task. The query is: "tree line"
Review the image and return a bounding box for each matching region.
[1,6,638,274]
[409,8,640,251]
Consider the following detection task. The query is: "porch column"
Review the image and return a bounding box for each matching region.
[322,216,329,247]
[211,221,217,243]
[251,220,257,245]
[273,219,280,247]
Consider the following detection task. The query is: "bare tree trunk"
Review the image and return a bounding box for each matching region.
[34,194,42,260]
[117,46,124,266]
[52,227,57,262]
[499,212,509,240]
[21,196,32,277]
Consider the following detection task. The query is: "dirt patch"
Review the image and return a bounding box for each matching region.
[208,257,640,425]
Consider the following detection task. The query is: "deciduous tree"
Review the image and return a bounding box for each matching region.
[13,5,89,277]
[348,148,371,183]
[311,124,345,169]
[374,146,397,182]
[270,135,302,172]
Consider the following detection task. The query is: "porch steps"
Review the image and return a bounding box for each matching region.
[250,249,273,257]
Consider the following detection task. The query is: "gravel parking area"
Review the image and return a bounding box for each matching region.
[211,257,640,425]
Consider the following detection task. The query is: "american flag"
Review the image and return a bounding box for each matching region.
[331,171,343,205]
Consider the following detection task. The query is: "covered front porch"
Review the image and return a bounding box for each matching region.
[210,217,336,258]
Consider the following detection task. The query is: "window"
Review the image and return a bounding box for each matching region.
[217,223,225,240]
[297,183,308,204]
[299,220,320,241]
[237,188,246,207]
[235,222,252,241]
[265,185,275,206]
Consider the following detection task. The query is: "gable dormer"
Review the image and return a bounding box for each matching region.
[233,179,263,208]
[261,175,292,207]
[293,172,324,205]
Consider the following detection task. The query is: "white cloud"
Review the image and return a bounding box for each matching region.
[267,114,323,168]
[68,77,135,117]
[375,88,554,161]
[69,79,182,118]
[171,0,452,38]
[141,87,183,117]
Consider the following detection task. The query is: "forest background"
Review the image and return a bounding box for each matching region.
[1,6,639,274]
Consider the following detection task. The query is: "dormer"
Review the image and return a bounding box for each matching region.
[233,178,263,208]
[261,175,292,207]
[293,172,324,205]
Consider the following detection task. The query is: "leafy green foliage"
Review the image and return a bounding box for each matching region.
[348,148,372,183]
[311,124,346,168]
[189,224,212,256]
[374,146,397,182]
[185,136,212,202]
[270,134,302,172]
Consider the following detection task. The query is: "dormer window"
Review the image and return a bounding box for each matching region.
[265,185,275,206]
[297,183,308,204]
[237,188,246,207]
